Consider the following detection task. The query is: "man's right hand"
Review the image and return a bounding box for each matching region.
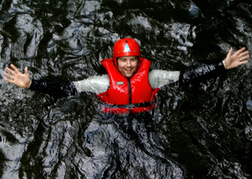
[4,64,32,88]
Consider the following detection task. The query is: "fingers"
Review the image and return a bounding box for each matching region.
[24,66,29,75]
[5,64,21,75]
[4,72,14,80]
[236,47,249,58]
[240,60,249,65]
[237,48,249,65]
[231,47,250,61]
[227,47,233,58]
[5,66,16,75]
[5,78,14,84]
[236,47,246,54]
[4,64,20,83]
[10,64,20,73]
[238,50,250,59]
[4,71,15,84]
[239,55,250,62]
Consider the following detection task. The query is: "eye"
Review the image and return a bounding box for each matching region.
[118,58,125,62]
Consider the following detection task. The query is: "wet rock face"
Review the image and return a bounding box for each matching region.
[1,0,252,178]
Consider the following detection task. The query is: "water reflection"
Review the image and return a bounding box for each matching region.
[1,0,252,178]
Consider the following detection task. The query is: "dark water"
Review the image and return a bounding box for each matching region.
[1,0,252,178]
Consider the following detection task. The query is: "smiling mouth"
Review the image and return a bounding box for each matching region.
[125,69,132,73]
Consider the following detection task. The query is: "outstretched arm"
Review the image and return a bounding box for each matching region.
[4,64,32,88]
[222,47,249,70]
[4,64,110,97]
[4,64,77,97]
[179,47,250,85]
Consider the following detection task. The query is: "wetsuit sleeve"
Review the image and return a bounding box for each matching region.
[179,62,226,85]
[149,62,226,88]
[29,80,78,97]
[29,74,110,97]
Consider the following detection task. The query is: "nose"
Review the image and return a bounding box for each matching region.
[126,59,131,67]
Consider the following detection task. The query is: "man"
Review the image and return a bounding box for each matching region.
[4,38,250,113]
[3,38,250,178]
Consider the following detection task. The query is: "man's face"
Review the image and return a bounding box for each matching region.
[117,56,138,78]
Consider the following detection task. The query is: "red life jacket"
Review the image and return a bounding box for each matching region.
[96,57,160,114]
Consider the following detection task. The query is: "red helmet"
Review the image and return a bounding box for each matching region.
[113,38,140,67]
